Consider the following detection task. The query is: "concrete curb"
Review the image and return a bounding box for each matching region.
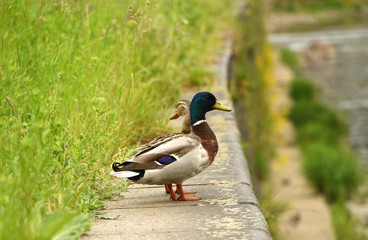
[81,37,271,240]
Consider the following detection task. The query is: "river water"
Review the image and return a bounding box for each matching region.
[269,21,368,167]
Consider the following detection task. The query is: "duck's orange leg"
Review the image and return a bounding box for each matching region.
[164,184,170,194]
[175,184,201,201]
[167,184,195,194]
[166,184,178,200]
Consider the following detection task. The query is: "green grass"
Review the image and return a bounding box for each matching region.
[233,0,280,237]
[289,100,347,135]
[258,188,288,240]
[286,62,362,203]
[0,0,233,239]
[288,74,347,140]
[302,143,364,202]
[280,48,300,71]
[232,0,274,185]
[289,77,316,101]
[297,122,341,145]
[332,202,367,240]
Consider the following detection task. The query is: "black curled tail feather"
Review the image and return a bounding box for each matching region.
[112,161,130,171]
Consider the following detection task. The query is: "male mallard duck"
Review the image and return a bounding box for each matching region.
[110,92,231,201]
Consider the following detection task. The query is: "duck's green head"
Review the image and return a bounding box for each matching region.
[190,92,232,125]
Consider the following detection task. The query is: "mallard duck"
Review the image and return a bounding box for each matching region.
[135,99,191,153]
[134,99,191,194]
[167,99,191,193]
[169,99,191,134]
[110,92,231,201]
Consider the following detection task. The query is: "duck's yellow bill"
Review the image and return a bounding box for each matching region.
[213,100,232,112]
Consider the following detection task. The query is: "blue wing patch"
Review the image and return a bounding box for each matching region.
[156,155,177,165]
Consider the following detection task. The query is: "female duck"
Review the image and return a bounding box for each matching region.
[110,92,231,201]
[134,99,191,195]
[135,99,191,153]
[170,99,191,134]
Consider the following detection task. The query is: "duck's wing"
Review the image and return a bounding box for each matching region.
[134,133,182,152]
[112,134,201,172]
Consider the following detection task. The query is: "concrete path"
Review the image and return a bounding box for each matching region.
[81,39,271,240]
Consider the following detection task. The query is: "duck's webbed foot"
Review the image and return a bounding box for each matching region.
[175,184,201,201]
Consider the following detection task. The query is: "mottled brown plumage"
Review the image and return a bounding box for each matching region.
[171,99,191,134]
[135,99,191,153]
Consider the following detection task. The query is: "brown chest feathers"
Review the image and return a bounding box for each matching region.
[192,121,218,164]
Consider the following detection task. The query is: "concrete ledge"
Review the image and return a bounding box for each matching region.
[82,37,271,240]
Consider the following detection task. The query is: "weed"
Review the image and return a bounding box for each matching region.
[284,44,367,239]
[289,77,316,102]
[0,0,233,238]
[297,122,341,145]
[289,100,347,135]
[302,143,364,202]
[280,48,299,71]
[332,202,367,240]
[233,0,274,186]
[259,188,288,240]
[233,1,280,237]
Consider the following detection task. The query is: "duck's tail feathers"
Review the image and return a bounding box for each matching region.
[109,170,140,179]
[112,159,166,171]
